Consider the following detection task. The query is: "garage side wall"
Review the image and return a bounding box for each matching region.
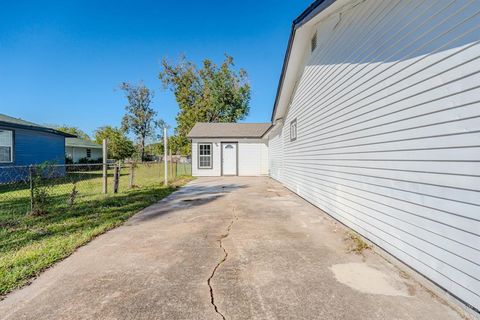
[192,138,268,176]
[268,126,284,181]
[270,0,480,310]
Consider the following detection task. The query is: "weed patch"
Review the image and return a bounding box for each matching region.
[345,231,372,254]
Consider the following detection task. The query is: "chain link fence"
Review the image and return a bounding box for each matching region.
[0,158,192,216]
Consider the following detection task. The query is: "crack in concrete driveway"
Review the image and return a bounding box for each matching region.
[0,177,466,320]
[207,207,238,320]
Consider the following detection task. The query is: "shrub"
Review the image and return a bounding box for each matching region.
[78,157,102,164]
[29,164,52,215]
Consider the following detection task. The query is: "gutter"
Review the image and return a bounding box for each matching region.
[271,0,336,122]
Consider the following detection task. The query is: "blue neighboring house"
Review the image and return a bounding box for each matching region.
[0,113,75,183]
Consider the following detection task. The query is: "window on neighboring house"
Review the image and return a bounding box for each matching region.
[311,32,317,52]
[0,130,13,163]
[86,148,91,158]
[290,119,297,142]
[198,143,212,169]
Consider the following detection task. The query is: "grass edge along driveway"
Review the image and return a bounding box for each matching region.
[0,176,193,298]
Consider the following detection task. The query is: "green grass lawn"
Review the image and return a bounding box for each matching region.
[0,164,193,298]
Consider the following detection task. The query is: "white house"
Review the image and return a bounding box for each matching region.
[65,138,103,163]
[265,0,480,312]
[188,122,270,176]
[189,0,480,313]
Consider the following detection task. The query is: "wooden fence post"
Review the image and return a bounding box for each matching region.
[169,149,173,180]
[29,165,34,213]
[102,139,108,194]
[113,165,120,194]
[129,162,135,189]
[164,127,168,186]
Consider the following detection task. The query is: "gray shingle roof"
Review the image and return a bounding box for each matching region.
[0,114,41,127]
[66,138,102,149]
[188,122,271,138]
[0,113,76,137]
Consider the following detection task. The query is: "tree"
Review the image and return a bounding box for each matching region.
[119,82,157,161]
[52,125,90,140]
[159,54,250,154]
[94,126,135,160]
[145,135,183,157]
[168,134,189,155]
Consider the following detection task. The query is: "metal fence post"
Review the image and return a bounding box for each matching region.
[29,165,34,213]
[102,139,108,194]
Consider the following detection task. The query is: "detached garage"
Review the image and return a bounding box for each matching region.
[188,122,271,177]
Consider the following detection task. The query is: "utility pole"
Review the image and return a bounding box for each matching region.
[164,126,168,186]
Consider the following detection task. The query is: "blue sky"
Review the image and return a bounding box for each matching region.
[0,0,311,137]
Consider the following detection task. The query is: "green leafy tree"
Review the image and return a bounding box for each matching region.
[145,142,163,157]
[94,126,135,160]
[51,125,90,140]
[145,135,184,157]
[159,54,250,154]
[168,135,189,155]
[119,82,157,161]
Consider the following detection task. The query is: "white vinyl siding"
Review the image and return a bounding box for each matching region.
[65,147,102,163]
[269,0,480,310]
[268,128,284,181]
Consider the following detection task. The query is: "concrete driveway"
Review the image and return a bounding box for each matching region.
[0,177,464,320]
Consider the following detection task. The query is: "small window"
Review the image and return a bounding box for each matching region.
[198,143,212,169]
[0,130,13,163]
[290,119,297,142]
[86,148,91,158]
[311,32,317,52]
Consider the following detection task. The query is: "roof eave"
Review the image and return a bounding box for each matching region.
[271,0,337,122]
[0,121,77,137]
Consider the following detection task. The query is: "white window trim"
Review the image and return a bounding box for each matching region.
[198,143,213,169]
[0,129,14,163]
[290,119,297,142]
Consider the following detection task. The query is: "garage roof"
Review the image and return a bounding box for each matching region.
[188,122,271,138]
